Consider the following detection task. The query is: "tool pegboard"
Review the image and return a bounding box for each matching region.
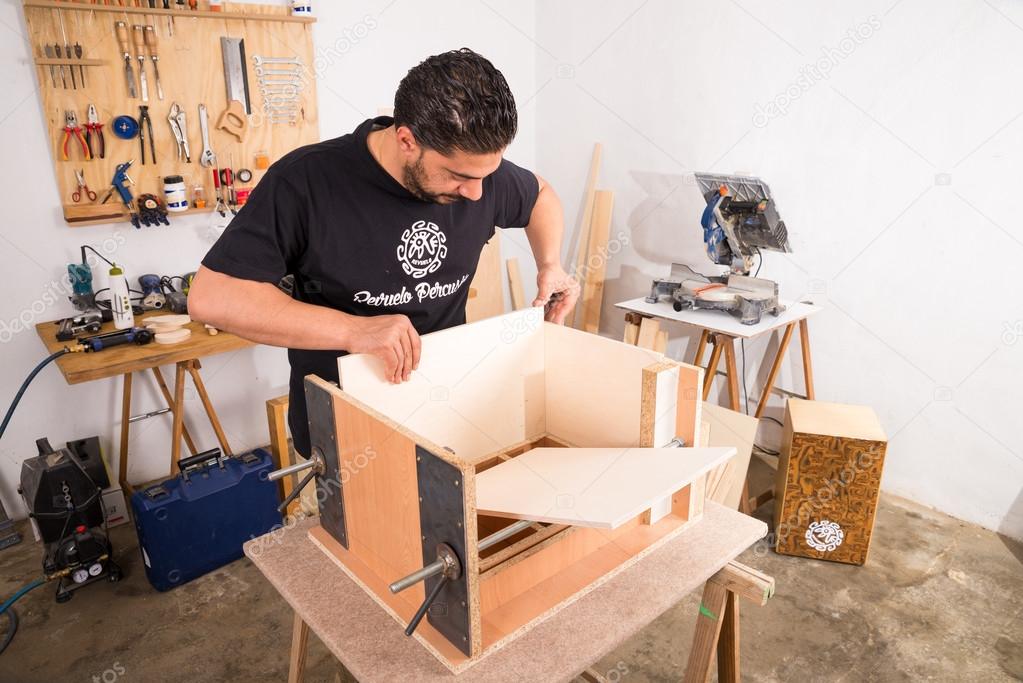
[23,1,319,228]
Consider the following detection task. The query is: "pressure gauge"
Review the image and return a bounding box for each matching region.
[89,562,104,577]
[72,568,89,584]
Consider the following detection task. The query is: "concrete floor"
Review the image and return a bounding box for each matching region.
[2,478,1021,682]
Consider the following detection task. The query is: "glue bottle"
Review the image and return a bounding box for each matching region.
[109,264,135,329]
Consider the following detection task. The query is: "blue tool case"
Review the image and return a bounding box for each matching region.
[130,447,281,591]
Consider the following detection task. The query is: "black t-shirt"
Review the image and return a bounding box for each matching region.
[201,116,539,455]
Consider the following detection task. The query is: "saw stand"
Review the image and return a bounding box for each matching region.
[617,298,821,514]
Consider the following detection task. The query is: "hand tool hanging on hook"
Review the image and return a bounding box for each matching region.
[143,25,164,101]
[114,22,137,98]
[61,111,91,162]
[85,105,105,160]
[138,106,156,165]
[56,10,76,89]
[133,25,150,102]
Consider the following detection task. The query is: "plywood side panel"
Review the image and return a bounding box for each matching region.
[335,398,424,605]
[338,308,546,461]
[544,322,663,447]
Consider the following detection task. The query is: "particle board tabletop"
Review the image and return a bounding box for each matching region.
[244,502,767,682]
[615,297,822,339]
[34,311,255,385]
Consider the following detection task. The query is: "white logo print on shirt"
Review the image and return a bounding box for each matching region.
[396,220,447,279]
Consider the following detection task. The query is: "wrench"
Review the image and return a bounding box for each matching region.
[252,55,303,67]
[198,104,216,168]
[255,67,305,77]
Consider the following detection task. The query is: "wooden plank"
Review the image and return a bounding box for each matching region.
[465,232,504,323]
[338,309,546,460]
[636,317,659,349]
[799,318,815,400]
[675,363,703,448]
[544,322,663,448]
[708,560,775,606]
[717,593,740,683]
[682,579,728,683]
[23,1,319,227]
[170,361,186,474]
[754,323,794,418]
[702,403,758,511]
[267,395,299,516]
[654,329,668,353]
[506,257,526,311]
[721,335,740,412]
[475,446,734,529]
[187,359,232,455]
[567,143,602,329]
[702,341,723,401]
[118,372,132,489]
[35,311,254,385]
[152,367,197,456]
[579,190,614,334]
[622,320,640,345]
[288,613,310,683]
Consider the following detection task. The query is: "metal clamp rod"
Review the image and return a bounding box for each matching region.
[389,519,537,594]
[390,558,445,594]
[276,468,316,514]
[478,519,535,551]
[267,458,314,482]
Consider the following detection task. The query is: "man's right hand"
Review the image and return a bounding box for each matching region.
[342,313,422,384]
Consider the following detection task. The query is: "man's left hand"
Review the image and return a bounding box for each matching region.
[533,265,580,324]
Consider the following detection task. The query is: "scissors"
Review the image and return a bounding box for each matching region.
[73,168,96,203]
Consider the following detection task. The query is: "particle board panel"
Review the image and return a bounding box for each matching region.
[475,446,735,528]
[337,308,546,460]
[23,1,318,226]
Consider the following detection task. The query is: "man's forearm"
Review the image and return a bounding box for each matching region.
[524,177,565,268]
[188,266,356,350]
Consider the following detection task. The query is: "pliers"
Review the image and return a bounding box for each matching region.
[138,105,156,165]
[84,104,105,160]
[72,169,96,203]
[167,102,190,163]
[62,110,91,161]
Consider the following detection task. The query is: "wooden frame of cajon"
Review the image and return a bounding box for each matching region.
[304,309,725,673]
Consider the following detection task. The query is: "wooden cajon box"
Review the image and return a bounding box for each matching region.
[773,398,888,565]
[301,308,738,673]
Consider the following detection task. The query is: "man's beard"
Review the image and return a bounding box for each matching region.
[403,153,464,204]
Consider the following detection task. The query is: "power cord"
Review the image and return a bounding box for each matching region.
[0,349,79,441]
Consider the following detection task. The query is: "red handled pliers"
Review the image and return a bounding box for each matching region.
[62,110,91,162]
[84,104,105,160]
[72,169,96,203]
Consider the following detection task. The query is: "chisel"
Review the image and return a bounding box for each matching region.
[133,25,149,102]
[143,26,163,101]
[114,22,137,98]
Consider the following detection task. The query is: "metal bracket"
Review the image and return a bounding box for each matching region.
[304,377,347,547]
[415,445,471,656]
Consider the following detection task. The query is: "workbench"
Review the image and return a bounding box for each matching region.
[34,312,254,492]
[244,502,770,682]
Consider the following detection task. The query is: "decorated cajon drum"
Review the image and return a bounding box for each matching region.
[773,398,888,565]
[292,308,738,673]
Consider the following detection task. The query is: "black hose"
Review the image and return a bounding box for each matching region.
[0,349,69,442]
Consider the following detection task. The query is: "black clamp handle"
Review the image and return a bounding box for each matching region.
[403,543,461,638]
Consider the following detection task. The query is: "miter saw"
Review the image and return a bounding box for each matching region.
[646,173,792,325]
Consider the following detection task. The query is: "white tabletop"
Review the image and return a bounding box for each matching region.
[615,297,822,339]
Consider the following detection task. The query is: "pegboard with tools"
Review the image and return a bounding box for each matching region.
[23,1,319,228]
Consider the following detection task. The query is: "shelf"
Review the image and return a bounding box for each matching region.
[23,0,316,24]
[63,202,217,228]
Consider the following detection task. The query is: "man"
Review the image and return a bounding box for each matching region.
[188,48,579,461]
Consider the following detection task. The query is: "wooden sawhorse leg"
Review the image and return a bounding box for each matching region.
[169,358,234,475]
[118,367,200,493]
[289,611,310,683]
[267,394,301,517]
[683,561,775,683]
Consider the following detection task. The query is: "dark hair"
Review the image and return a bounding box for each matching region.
[392,48,517,155]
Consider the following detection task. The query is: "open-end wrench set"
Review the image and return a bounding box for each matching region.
[27,3,317,227]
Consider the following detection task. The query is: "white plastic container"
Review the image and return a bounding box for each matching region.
[109,264,134,329]
[163,175,188,213]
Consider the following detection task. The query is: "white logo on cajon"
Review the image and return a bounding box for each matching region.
[805,520,844,552]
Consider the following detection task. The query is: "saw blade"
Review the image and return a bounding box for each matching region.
[220,37,251,114]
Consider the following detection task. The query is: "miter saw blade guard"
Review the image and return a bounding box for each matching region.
[645,173,791,325]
